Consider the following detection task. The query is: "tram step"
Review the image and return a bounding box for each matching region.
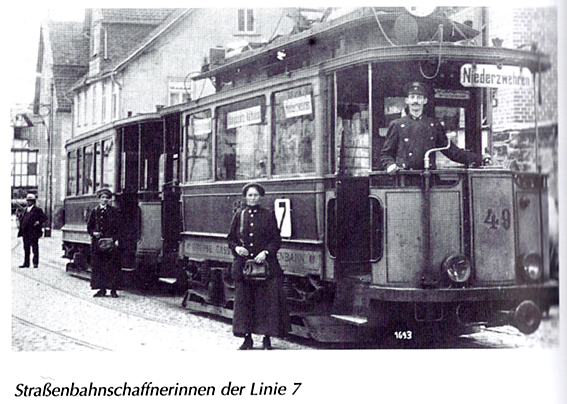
[330,314,368,325]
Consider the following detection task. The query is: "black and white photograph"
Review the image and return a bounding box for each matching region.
[5,2,565,403]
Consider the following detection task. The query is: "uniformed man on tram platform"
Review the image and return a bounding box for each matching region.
[380,81,481,174]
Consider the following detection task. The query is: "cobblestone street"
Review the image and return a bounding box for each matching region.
[10,217,306,351]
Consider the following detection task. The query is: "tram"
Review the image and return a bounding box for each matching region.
[62,8,558,342]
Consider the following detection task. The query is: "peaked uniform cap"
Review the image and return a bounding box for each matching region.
[96,188,113,198]
[403,81,431,97]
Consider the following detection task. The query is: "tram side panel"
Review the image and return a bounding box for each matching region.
[62,195,100,270]
[179,180,326,309]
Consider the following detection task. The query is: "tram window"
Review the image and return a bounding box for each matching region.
[83,145,94,194]
[139,122,163,191]
[272,86,315,177]
[185,111,212,182]
[335,65,370,176]
[77,148,83,195]
[67,150,77,196]
[435,106,466,168]
[216,97,268,181]
[94,142,102,191]
[102,139,115,189]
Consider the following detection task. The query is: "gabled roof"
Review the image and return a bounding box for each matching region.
[35,21,89,112]
[104,8,187,73]
[48,21,89,66]
[69,8,187,92]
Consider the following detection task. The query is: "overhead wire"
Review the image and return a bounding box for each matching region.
[371,7,397,47]
[419,24,443,79]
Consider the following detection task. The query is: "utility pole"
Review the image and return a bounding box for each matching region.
[44,82,54,237]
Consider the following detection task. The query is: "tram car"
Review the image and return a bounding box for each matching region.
[63,8,558,342]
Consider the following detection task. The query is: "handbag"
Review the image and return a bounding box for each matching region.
[97,238,115,252]
[243,259,269,281]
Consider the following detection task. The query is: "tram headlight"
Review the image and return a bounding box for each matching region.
[442,254,472,284]
[518,253,543,282]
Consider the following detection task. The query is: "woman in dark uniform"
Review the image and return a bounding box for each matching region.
[87,188,121,298]
[227,182,290,350]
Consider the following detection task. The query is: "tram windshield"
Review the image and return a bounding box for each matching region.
[334,62,481,175]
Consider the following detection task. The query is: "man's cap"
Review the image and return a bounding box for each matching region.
[25,193,37,201]
[242,182,265,197]
[96,188,113,198]
[403,81,430,97]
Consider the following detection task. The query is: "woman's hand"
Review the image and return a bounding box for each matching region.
[93,232,101,238]
[254,250,268,264]
[235,246,249,257]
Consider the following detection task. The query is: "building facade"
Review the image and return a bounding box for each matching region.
[70,9,299,138]
[33,20,88,230]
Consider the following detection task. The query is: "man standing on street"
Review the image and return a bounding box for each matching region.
[17,194,47,268]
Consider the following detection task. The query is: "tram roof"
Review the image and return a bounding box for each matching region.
[65,112,162,147]
[195,8,551,80]
[195,8,480,80]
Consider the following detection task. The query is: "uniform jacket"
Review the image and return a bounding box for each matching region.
[227,204,282,279]
[87,205,121,243]
[380,114,480,170]
[17,205,46,240]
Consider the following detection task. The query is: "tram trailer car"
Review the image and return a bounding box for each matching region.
[62,113,183,288]
[62,8,558,342]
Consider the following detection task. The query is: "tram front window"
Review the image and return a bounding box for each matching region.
[335,65,370,176]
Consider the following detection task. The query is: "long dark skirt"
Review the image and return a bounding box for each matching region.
[90,248,121,290]
[232,275,290,338]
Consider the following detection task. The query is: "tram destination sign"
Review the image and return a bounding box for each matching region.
[460,64,532,88]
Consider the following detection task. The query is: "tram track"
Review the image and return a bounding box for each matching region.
[12,315,111,351]
[12,237,555,350]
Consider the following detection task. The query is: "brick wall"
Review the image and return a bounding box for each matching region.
[487,7,558,248]
[489,7,557,130]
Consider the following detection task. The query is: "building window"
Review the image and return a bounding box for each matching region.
[82,90,87,126]
[112,83,119,119]
[238,9,255,33]
[12,150,38,187]
[102,81,107,122]
[77,93,82,126]
[169,81,191,106]
[92,85,97,124]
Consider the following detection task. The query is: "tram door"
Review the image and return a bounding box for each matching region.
[333,66,373,278]
[118,121,164,278]
[160,113,182,279]
[335,176,371,276]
